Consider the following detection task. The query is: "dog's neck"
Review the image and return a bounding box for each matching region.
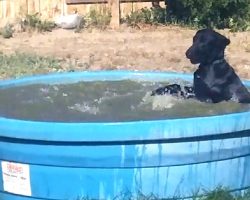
[199,58,226,68]
[199,49,227,67]
[211,58,225,65]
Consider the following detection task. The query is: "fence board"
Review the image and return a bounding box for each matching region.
[0,0,164,22]
[67,0,163,4]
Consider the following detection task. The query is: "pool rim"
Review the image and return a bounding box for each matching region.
[1,70,250,142]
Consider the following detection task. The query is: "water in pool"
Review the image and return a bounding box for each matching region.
[0,79,250,122]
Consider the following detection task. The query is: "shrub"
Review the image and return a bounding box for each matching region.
[86,8,111,29]
[124,8,153,26]
[165,0,250,31]
[0,24,14,38]
[151,7,166,24]
[21,13,56,32]
[202,188,234,200]
[124,7,166,27]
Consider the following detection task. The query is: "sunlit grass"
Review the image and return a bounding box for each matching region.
[0,52,63,79]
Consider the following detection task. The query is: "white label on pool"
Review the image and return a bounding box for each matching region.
[1,161,31,196]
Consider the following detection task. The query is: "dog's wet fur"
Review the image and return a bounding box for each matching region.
[152,28,250,103]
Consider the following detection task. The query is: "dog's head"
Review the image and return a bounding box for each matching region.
[185,29,230,65]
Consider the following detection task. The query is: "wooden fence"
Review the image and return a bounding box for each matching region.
[0,0,165,27]
[0,0,67,19]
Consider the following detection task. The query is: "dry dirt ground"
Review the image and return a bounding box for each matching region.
[1,26,250,79]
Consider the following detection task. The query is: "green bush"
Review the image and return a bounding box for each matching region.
[0,24,14,39]
[165,0,250,31]
[201,188,234,200]
[124,8,152,26]
[151,7,166,24]
[86,8,111,29]
[124,7,166,27]
[22,13,56,32]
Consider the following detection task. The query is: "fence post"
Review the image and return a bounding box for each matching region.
[109,0,120,28]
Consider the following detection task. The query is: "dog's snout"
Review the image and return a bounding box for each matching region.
[185,45,200,64]
[185,47,192,58]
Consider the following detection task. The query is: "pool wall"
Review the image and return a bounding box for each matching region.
[0,71,250,200]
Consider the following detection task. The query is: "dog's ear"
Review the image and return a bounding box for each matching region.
[220,32,230,47]
[217,33,230,48]
[223,37,230,47]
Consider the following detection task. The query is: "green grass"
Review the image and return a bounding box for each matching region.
[197,188,250,200]
[0,52,64,79]
[75,188,250,200]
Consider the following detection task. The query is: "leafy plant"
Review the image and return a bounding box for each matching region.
[74,188,250,200]
[151,7,166,24]
[165,0,250,31]
[201,188,234,200]
[21,13,56,32]
[0,23,14,38]
[124,7,166,27]
[86,8,111,29]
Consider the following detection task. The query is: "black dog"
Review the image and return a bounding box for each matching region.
[152,28,250,103]
[151,83,195,99]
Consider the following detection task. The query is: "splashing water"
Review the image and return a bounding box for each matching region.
[0,79,249,122]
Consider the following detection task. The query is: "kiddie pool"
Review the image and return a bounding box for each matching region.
[0,71,250,200]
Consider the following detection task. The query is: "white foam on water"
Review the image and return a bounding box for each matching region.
[44,96,54,103]
[140,92,181,110]
[68,103,100,114]
[230,93,240,103]
[152,95,180,110]
[39,87,50,94]
[96,91,134,104]
[95,91,119,104]
[52,86,59,91]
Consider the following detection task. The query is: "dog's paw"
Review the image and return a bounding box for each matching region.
[151,86,168,96]
[151,84,182,96]
[184,86,195,98]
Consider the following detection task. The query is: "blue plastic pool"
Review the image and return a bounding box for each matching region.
[0,71,250,200]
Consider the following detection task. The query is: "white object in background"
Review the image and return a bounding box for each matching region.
[1,161,31,196]
[55,14,82,29]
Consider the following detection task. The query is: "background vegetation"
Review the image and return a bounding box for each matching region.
[123,0,250,31]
